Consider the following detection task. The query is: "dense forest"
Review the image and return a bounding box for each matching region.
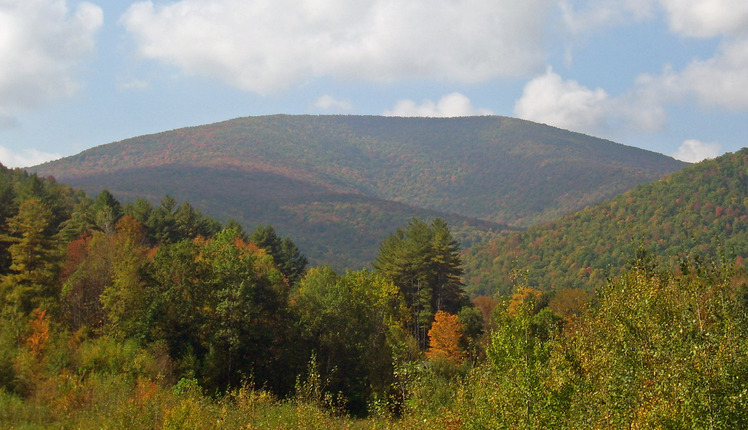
[2,155,747,428]
[31,115,684,269]
[464,148,748,296]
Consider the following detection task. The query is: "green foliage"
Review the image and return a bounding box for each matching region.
[465,148,748,296]
[0,199,61,315]
[146,229,294,393]
[293,267,406,415]
[251,225,308,286]
[30,115,683,270]
[556,259,748,427]
[374,218,468,349]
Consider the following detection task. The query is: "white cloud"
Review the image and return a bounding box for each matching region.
[514,68,609,132]
[514,68,668,136]
[659,0,748,38]
[672,139,721,163]
[0,0,102,116]
[121,0,553,94]
[315,95,353,111]
[560,1,748,38]
[559,1,748,113]
[0,146,61,168]
[657,38,748,110]
[384,93,492,117]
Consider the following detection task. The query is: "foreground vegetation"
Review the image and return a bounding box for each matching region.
[1,163,746,428]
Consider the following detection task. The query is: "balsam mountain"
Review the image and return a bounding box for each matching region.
[31,115,685,269]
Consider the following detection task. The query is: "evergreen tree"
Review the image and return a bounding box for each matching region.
[250,225,308,286]
[374,218,468,349]
[0,199,60,314]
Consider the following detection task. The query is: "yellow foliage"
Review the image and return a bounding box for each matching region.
[426,311,463,363]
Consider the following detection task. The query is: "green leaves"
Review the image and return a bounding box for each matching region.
[293,267,405,415]
[374,218,468,349]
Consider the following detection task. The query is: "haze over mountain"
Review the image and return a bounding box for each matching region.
[31,115,686,269]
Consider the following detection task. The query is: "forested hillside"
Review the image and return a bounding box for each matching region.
[2,162,746,429]
[464,148,748,296]
[30,115,684,269]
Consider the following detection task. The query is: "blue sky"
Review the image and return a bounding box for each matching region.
[2,0,748,168]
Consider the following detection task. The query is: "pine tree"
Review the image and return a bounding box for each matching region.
[0,199,60,314]
[374,218,467,349]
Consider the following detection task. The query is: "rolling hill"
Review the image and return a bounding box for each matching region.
[31,115,686,269]
[463,148,748,296]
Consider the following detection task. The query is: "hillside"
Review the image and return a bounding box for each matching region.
[464,148,748,296]
[31,115,685,268]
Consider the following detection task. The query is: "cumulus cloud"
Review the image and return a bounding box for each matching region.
[0,146,61,168]
[121,0,552,94]
[659,0,748,38]
[561,0,748,38]
[672,139,721,163]
[513,68,666,135]
[315,95,353,112]
[0,0,103,115]
[384,93,492,117]
[514,69,609,132]
[654,39,748,110]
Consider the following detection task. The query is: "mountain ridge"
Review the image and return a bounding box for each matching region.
[31,114,686,269]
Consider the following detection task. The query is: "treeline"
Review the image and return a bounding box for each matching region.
[1,163,747,428]
[0,164,480,422]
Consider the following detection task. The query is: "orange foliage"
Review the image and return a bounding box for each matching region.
[473,295,498,327]
[426,311,463,363]
[26,308,50,358]
[507,287,542,317]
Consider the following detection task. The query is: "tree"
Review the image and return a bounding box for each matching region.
[100,216,149,340]
[293,267,406,415]
[0,199,60,314]
[92,190,123,234]
[558,260,748,427]
[373,218,468,349]
[250,225,308,286]
[147,228,294,394]
[426,311,463,363]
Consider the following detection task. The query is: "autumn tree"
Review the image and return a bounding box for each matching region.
[426,311,463,363]
[99,216,150,339]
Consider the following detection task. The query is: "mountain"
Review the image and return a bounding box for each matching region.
[463,148,748,296]
[31,115,685,269]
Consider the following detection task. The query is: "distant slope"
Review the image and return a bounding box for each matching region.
[63,163,506,269]
[33,115,684,226]
[464,148,748,296]
[31,115,685,268]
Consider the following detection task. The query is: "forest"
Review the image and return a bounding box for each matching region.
[464,148,748,297]
[1,160,747,429]
[31,115,684,269]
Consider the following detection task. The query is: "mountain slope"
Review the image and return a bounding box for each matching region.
[464,148,748,296]
[31,115,685,268]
